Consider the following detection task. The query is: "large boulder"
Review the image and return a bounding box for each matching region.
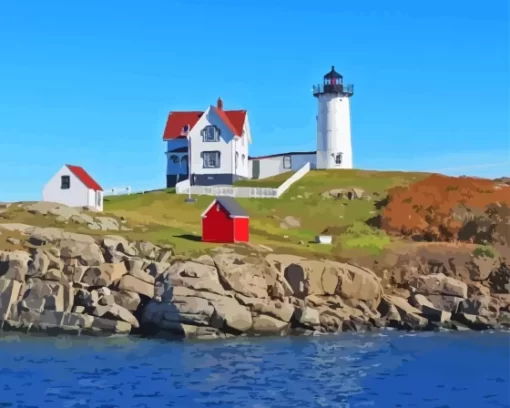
[117,275,154,298]
[213,253,269,299]
[0,278,22,320]
[0,251,31,282]
[414,273,468,298]
[81,263,128,287]
[282,260,382,307]
[157,260,225,298]
[59,239,105,266]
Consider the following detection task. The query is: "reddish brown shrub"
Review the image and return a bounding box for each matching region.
[380,174,510,242]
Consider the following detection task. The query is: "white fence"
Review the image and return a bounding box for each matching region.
[275,162,310,197]
[175,162,311,199]
[104,186,132,196]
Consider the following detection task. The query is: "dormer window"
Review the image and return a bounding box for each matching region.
[335,153,343,165]
[202,125,220,142]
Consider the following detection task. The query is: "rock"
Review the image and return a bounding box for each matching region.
[426,294,463,313]
[251,314,288,335]
[20,280,71,313]
[59,240,105,266]
[295,307,320,328]
[235,294,295,322]
[117,275,154,298]
[452,313,495,330]
[210,298,252,332]
[488,265,510,294]
[103,235,137,257]
[0,279,22,320]
[280,216,301,229]
[82,263,128,287]
[213,253,268,298]
[98,294,115,306]
[6,237,20,245]
[408,294,435,310]
[43,268,69,285]
[137,241,159,260]
[93,303,139,328]
[70,213,95,225]
[142,297,214,328]
[467,256,500,281]
[113,290,141,312]
[415,273,468,298]
[27,250,50,278]
[283,260,382,307]
[421,305,451,323]
[129,266,155,285]
[458,296,496,318]
[0,250,31,282]
[95,217,120,231]
[382,295,428,329]
[90,317,132,334]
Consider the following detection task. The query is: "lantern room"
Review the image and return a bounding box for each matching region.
[313,65,354,97]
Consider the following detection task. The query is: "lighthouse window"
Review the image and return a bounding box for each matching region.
[335,153,343,165]
[283,156,292,169]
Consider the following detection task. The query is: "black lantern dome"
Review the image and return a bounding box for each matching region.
[313,65,353,97]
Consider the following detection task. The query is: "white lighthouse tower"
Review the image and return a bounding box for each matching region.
[313,66,354,169]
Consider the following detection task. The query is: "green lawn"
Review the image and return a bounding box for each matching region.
[102,169,431,258]
[233,171,295,188]
[0,169,430,258]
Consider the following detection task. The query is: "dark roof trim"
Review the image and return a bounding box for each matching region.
[249,151,316,160]
[216,196,248,217]
[167,146,189,153]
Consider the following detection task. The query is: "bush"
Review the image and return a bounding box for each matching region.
[337,222,391,255]
[380,174,510,243]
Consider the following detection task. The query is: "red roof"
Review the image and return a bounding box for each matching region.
[66,165,103,191]
[163,109,247,140]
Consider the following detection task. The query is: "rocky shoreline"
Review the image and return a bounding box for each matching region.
[1,223,509,341]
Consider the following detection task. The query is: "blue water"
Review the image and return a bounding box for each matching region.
[0,330,509,408]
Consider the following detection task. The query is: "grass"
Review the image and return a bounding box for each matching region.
[0,169,431,259]
[233,171,295,188]
[101,169,430,258]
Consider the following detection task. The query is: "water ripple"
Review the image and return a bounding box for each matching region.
[0,332,508,407]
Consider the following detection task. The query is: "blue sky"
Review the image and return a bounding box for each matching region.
[0,0,508,201]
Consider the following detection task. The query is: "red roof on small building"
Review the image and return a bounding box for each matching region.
[163,108,247,140]
[66,165,103,191]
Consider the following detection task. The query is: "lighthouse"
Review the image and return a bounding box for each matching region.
[313,66,354,169]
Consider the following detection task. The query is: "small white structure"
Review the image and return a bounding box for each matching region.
[313,66,354,169]
[42,164,104,211]
[248,151,316,180]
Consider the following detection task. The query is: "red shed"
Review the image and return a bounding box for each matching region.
[201,197,249,243]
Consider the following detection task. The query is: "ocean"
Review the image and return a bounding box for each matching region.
[0,330,509,408]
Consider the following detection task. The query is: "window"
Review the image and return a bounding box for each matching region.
[241,154,245,166]
[96,191,102,208]
[283,156,291,169]
[235,152,239,169]
[61,175,70,189]
[169,154,179,163]
[216,204,220,211]
[335,153,343,165]
[202,125,220,142]
[203,151,220,168]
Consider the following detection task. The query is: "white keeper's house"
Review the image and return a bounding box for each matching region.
[162,66,354,187]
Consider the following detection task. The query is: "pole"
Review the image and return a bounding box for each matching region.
[187,132,192,200]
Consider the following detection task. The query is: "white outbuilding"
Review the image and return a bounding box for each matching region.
[42,164,104,211]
